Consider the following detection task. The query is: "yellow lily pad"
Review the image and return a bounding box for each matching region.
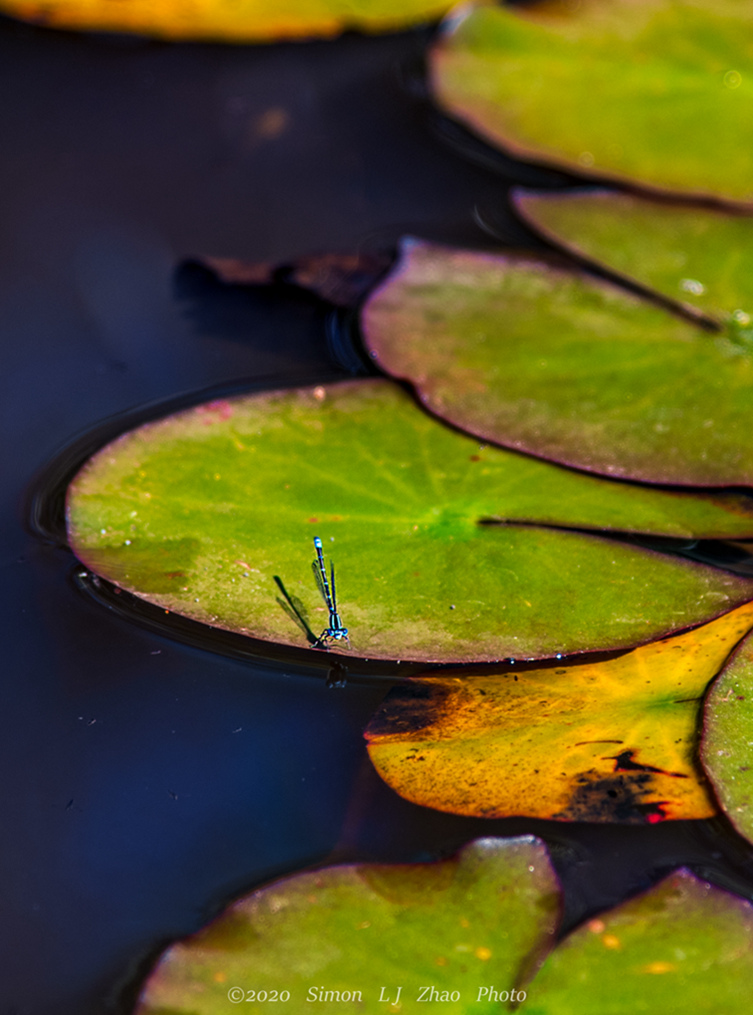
[366,601,753,822]
[0,0,454,42]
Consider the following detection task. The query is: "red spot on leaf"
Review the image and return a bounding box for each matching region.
[197,400,233,424]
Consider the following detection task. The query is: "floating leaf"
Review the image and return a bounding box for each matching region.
[362,239,753,487]
[431,0,753,204]
[365,601,753,822]
[0,0,453,42]
[528,869,753,1013]
[701,629,753,844]
[67,380,753,663]
[135,837,560,1014]
[516,189,753,333]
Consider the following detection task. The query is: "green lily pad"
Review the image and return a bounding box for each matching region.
[366,601,753,823]
[431,0,753,204]
[67,380,753,662]
[701,629,753,844]
[528,869,753,1014]
[135,837,560,1014]
[362,240,753,487]
[0,0,454,42]
[516,188,753,334]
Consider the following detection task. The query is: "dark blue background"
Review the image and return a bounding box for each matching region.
[1,14,752,1013]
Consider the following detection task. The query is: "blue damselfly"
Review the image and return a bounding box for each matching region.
[311,536,349,648]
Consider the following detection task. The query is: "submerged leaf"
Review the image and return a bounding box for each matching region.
[528,870,753,1013]
[67,380,753,662]
[135,837,560,1013]
[431,0,753,203]
[516,189,753,333]
[365,601,753,822]
[0,0,453,41]
[701,629,753,844]
[362,239,753,486]
[201,251,394,308]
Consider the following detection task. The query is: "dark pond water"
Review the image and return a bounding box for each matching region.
[3,12,753,1014]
